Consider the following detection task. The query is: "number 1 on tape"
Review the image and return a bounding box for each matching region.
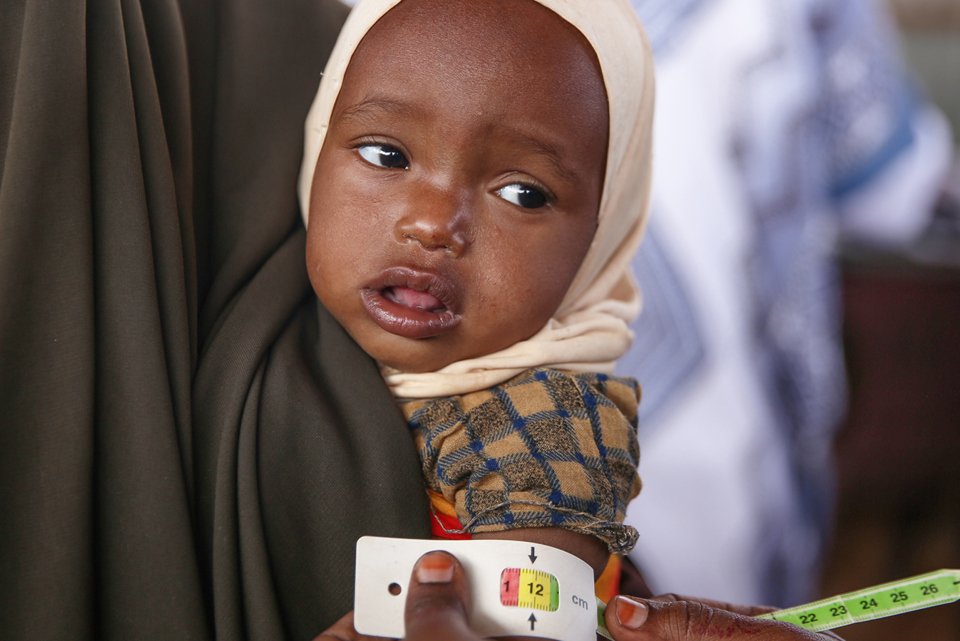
[757,568,960,632]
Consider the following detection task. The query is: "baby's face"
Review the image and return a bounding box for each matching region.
[306,0,608,373]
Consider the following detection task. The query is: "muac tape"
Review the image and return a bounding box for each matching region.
[354,537,599,641]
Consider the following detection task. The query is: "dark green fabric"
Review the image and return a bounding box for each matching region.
[0,0,431,639]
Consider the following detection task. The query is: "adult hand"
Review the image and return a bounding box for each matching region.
[315,550,480,641]
[604,594,845,641]
[316,552,844,641]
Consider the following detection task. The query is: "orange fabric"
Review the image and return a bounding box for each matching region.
[594,555,622,602]
[428,489,459,517]
[428,490,472,540]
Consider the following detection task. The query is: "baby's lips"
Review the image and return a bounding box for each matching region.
[360,266,463,339]
[365,265,461,314]
[360,289,461,339]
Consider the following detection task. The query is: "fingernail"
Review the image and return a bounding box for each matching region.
[415,552,455,584]
[615,596,649,630]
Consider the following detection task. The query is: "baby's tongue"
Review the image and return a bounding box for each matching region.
[390,286,444,311]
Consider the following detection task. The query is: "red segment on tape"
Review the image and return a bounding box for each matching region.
[500,568,521,607]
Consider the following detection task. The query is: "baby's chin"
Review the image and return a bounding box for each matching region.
[360,320,550,376]
[346,305,554,376]
[369,333,527,377]
[368,343,463,376]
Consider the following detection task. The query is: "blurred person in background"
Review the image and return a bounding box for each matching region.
[619,0,953,608]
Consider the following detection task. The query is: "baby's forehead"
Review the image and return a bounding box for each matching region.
[346,0,604,91]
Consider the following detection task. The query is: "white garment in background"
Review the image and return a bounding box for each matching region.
[621,0,951,606]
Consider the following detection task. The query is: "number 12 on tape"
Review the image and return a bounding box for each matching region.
[757,569,960,632]
[500,569,560,611]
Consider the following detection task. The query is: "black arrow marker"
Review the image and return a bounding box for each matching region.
[528,547,537,564]
[528,613,537,630]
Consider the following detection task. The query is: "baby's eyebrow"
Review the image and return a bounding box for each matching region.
[338,97,421,124]
[506,129,578,186]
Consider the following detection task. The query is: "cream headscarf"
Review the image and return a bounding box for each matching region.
[299,0,654,399]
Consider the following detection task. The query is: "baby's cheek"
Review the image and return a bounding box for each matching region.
[305,236,345,310]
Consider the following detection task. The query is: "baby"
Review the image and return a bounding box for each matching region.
[298,0,654,585]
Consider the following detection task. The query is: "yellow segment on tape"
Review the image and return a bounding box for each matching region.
[515,569,559,612]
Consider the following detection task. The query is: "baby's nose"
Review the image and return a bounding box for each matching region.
[394,186,471,257]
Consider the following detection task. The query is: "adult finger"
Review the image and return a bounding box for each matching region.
[647,593,778,616]
[605,595,843,641]
[642,595,842,637]
[402,551,478,641]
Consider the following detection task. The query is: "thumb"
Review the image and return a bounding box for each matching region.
[402,551,476,641]
[604,595,826,641]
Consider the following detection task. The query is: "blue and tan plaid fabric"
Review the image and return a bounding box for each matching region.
[402,368,642,554]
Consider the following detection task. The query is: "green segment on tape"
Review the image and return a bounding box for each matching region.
[596,598,613,640]
[757,569,960,632]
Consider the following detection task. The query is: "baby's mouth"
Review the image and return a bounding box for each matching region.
[361,268,462,339]
[382,286,447,314]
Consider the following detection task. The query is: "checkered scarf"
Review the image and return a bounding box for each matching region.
[403,368,642,553]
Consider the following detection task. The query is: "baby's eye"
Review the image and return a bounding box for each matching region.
[496,183,547,209]
[357,144,409,170]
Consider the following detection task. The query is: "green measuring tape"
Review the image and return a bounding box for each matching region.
[597,568,960,637]
[757,568,960,632]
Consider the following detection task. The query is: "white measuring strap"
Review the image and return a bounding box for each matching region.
[354,536,599,641]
